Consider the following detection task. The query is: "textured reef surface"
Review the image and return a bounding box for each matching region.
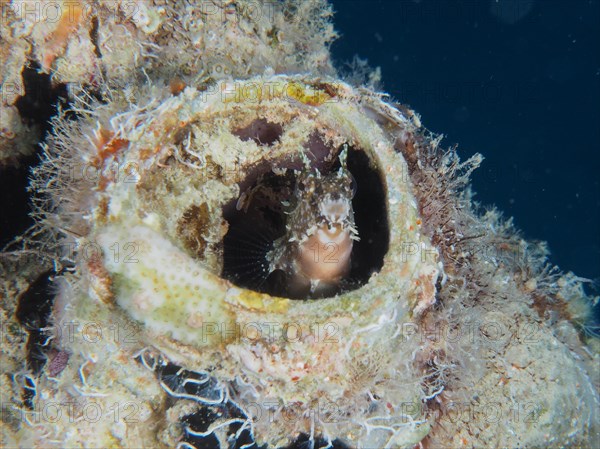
[1,1,598,448]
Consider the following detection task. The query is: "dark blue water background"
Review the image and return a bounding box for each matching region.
[332,0,600,293]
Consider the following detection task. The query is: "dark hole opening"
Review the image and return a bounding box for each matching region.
[221,146,388,299]
[0,162,33,248]
[15,62,70,136]
[135,355,353,449]
[232,118,283,146]
[15,269,57,407]
[89,16,103,58]
[2,62,71,247]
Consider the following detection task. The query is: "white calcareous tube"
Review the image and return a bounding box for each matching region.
[1,1,597,449]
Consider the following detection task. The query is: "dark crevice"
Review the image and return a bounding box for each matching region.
[182,406,260,449]
[282,435,352,449]
[0,159,35,248]
[3,62,71,246]
[346,147,388,285]
[89,16,103,58]
[222,169,292,295]
[15,269,57,407]
[134,354,261,449]
[15,61,70,138]
[181,410,222,448]
[233,118,283,146]
[135,353,354,449]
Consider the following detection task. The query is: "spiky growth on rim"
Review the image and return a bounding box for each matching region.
[393,124,600,447]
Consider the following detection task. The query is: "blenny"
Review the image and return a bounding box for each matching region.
[267,146,359,298]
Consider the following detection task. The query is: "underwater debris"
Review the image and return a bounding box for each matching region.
[0,1,598,448]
